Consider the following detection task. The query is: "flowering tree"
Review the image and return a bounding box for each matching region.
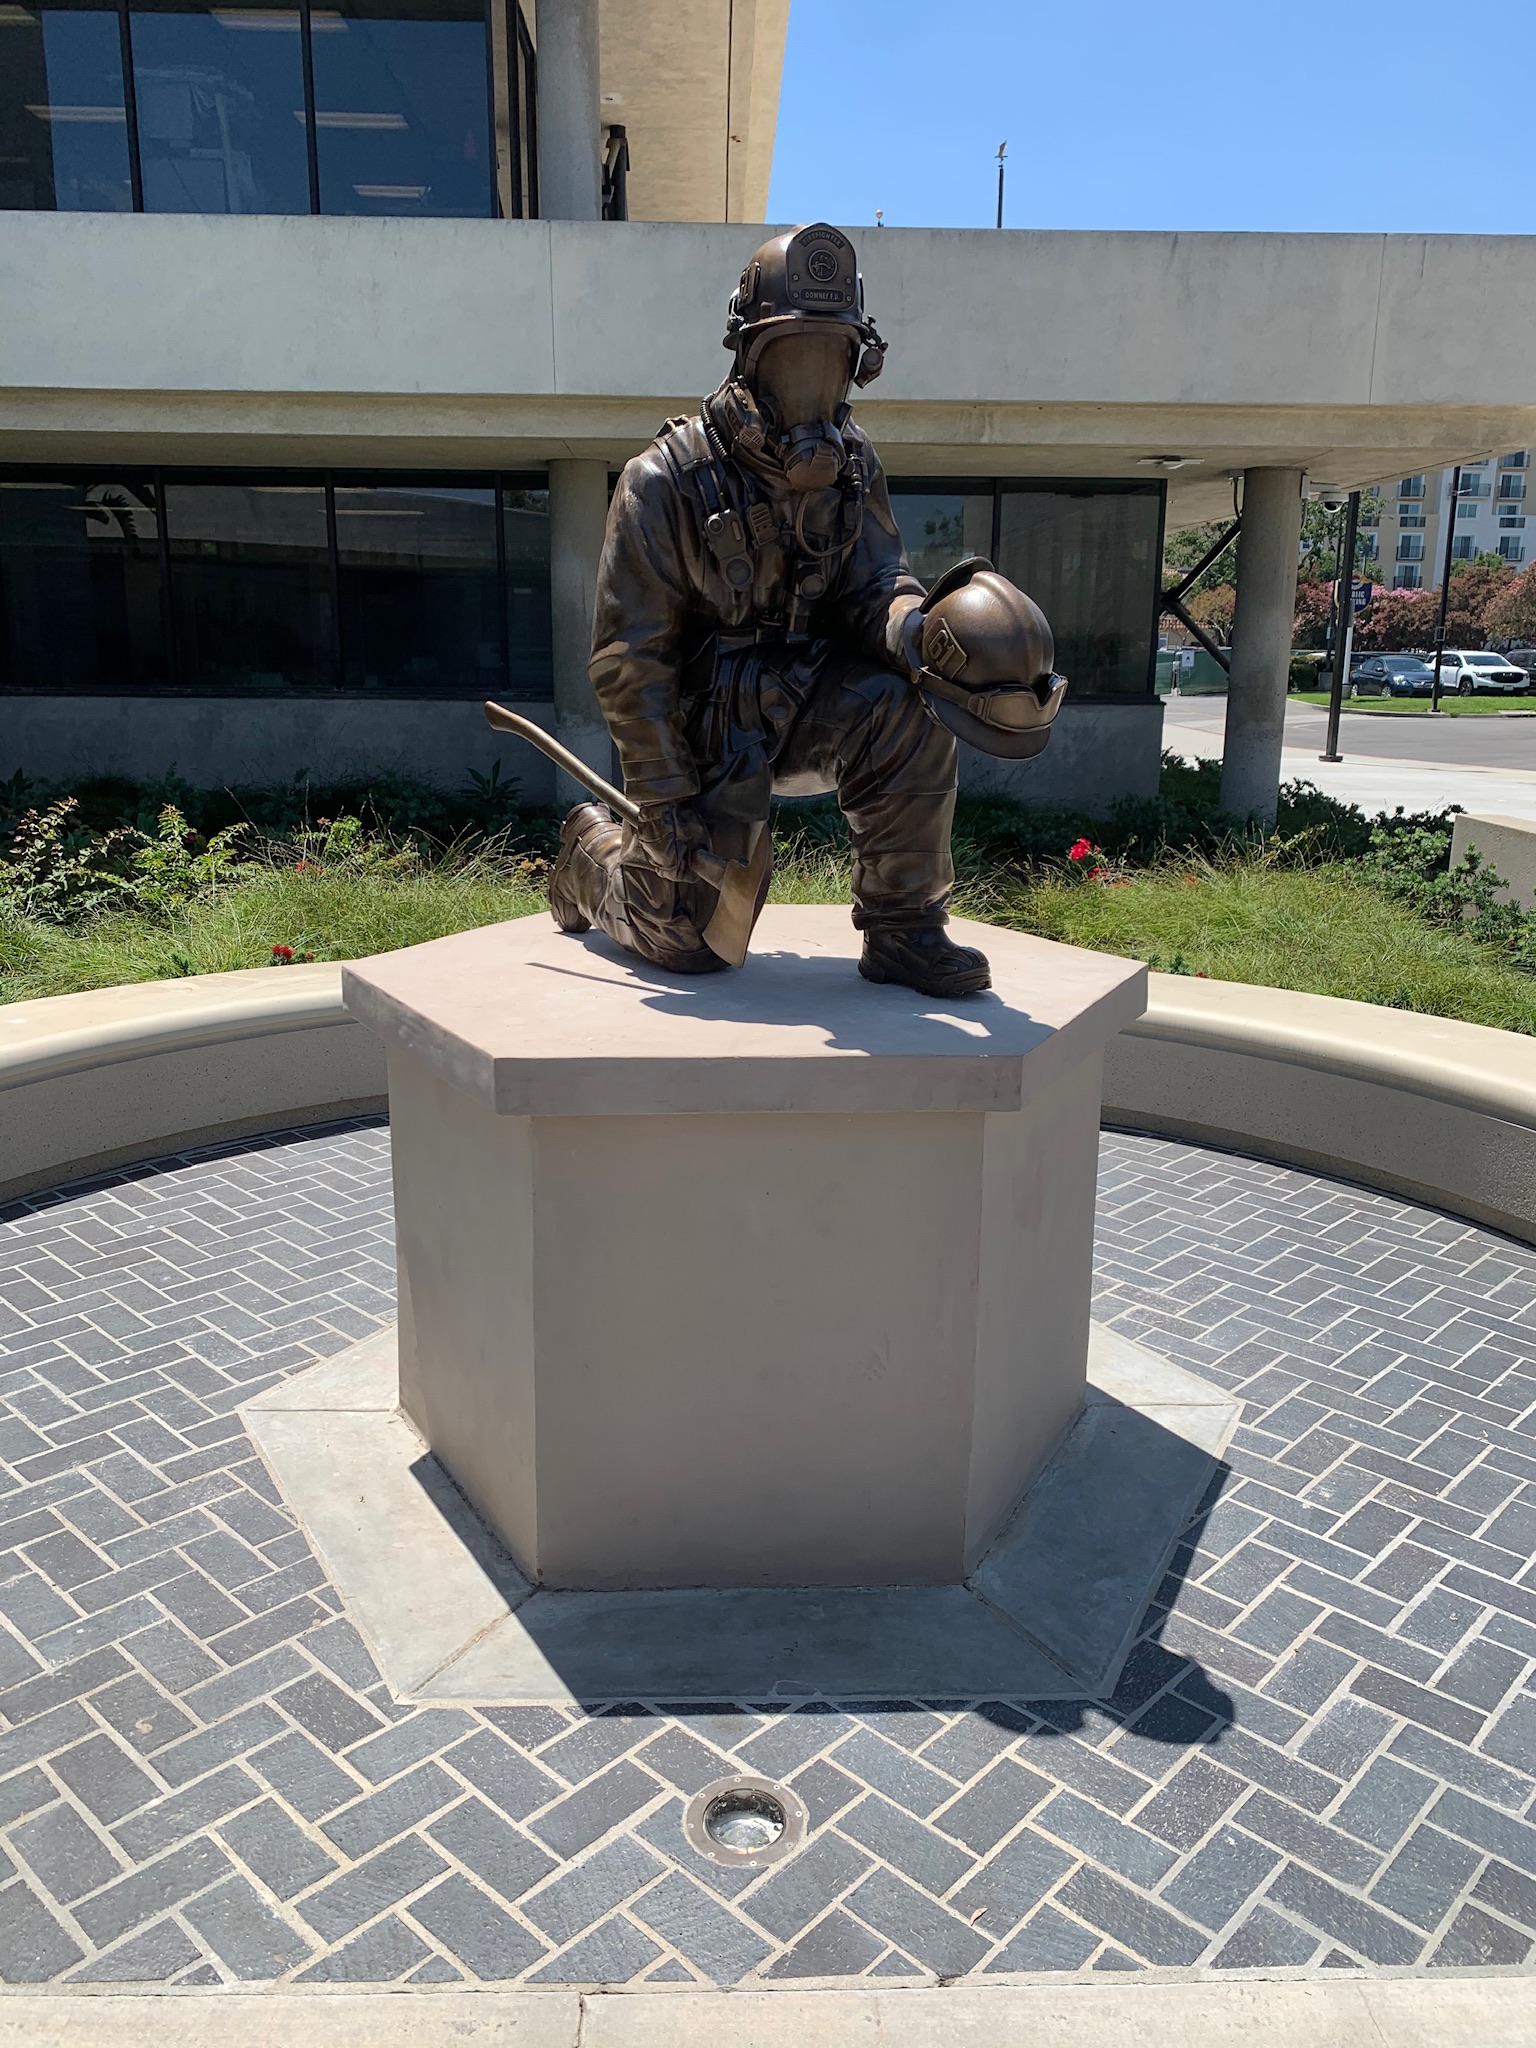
[1186,583,1235,641]
[1292,581,1336,649]
[1443,560,1515,643]
[1485,569,1536,645]
[1353,587,1439,651]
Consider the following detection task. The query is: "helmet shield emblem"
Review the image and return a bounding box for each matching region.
[786,227,858,312]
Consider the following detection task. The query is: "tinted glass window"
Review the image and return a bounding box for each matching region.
[128,0,310,213]
[166,479,334,689]
[996,486,1161,696]
[502,486,550,695]
[311,0,491,217]
[335,479,498,692]
[0,3,133,211]
[0,476,167,688]
[886,488,994,587]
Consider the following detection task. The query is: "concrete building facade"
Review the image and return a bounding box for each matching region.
[1367,449,1530,591]
[2,0,1535,819]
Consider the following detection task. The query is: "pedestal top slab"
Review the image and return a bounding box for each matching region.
[341,905,1145,1117]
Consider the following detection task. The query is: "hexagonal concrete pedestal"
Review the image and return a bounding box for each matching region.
[341,907,1147,1594]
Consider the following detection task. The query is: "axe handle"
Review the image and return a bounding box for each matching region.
[483,700,640,826]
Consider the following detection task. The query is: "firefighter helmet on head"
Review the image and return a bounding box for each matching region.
[724,224,887,389]
[911,557,1068,761]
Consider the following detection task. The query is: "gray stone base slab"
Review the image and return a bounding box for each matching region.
[242,1325,1237,1705]
[2,1976,1532,2048]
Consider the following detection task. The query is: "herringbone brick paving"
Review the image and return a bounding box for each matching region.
[0,1120,1535,1985]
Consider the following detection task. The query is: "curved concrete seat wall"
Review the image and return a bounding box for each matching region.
[1105,974,1536,1247]
[5,959,1536,1247]
[0,965,385,1205]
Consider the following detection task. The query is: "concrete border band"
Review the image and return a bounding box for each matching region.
[5,960,1536,1244]
[0,1974,1529,2044]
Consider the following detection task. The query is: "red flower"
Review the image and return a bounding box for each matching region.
[1067,837,1096,862]
[270,944,294,962]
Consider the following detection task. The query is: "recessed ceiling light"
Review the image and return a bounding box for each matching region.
[26,103,125,122]
[302,109,408,129]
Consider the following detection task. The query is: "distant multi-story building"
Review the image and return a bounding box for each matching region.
[1363,451,1529,589]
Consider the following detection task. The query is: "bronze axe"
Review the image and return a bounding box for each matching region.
[482,700,770,969]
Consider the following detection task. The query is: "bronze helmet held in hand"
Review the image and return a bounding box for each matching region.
[904,557,1069,760]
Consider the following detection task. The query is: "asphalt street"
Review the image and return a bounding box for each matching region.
[1161,695,1536,820]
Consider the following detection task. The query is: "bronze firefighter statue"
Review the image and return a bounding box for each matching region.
[500,222,1067,997]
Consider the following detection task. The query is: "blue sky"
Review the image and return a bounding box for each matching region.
[767,1,1536,234]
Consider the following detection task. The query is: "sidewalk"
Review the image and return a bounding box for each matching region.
[1161,697,1536,821]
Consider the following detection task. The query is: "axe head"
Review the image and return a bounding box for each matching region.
[693,827,772,969]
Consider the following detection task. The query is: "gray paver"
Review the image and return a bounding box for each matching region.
[933,1758,1051,1853]
[1035,1790,1176,1889]
[632,1869,772,1984]
[296,1913,432,1982]
[950,1828,1073,1927]
[299,1834,449,1942]
[743,1832,871,1942]
[837,1794,973,1894]
[220,1797,339,1899]
[987,1903,1099,1972]
[844,1866,988,1975]
[50,1734,156,1824]
[248,1730,362,1821]
[181,1874,313,1979]
[69,1921,202,1983]
[1056,1865,1206,1966]
[528,1914,663,1984]
[1268,1864,1425,1965]
[763,1908,885,1978]
[530,1760,658,1858]
[74,1835,233,1946]
[520,1834,665,1945]
[442,1727,561,1821]
[1431,1903,1533,1967]
[407,1872,548,1981]
[1370,1825,1483,1932]
[11,1800,122,1903]
[1159,1824,1281,1934]
[427,1796,558,1904]
[320,1761,457,1858]
[1212,1904,1320,1969]
[0,1880,85,1980]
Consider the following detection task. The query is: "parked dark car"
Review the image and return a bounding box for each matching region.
[1349,654,1437,696]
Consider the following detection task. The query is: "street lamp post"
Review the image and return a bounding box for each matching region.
[1429,464,1463,716]
[996,142,1006,229]
[1321,490,1361,763]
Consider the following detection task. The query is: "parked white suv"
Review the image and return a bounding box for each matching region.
[1435,651,1530,693]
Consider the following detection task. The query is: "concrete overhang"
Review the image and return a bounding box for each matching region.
[3,217,1533,519]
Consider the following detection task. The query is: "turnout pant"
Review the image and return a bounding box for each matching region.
[563,641,960,973]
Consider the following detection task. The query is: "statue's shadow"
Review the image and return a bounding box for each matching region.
[550,929,1042,1058]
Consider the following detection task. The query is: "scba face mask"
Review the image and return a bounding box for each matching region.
[750,328,856,492]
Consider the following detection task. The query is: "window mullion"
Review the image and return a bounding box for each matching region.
[299,0,321,215]
[119,2,144,212]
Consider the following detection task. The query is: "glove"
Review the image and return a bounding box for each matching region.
[886,597,926,680]
[634,800,711,881]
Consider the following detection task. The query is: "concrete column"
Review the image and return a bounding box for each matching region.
[548,457,611,804]
[536,0,602,221]
[1219,467,1305,828]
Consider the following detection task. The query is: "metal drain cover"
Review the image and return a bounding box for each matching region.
[682,1774,808,1869]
